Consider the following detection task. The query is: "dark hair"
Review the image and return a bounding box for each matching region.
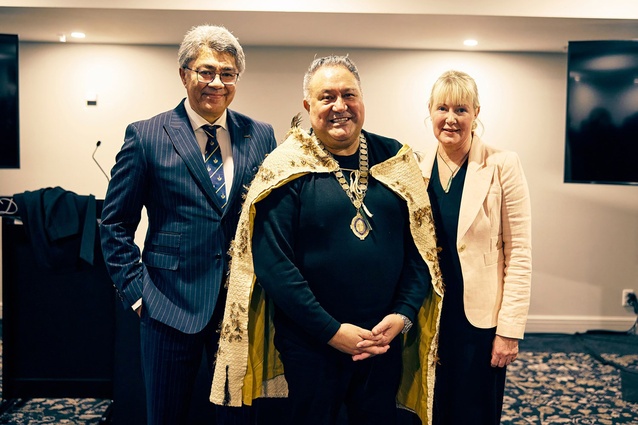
[302,55,361,99]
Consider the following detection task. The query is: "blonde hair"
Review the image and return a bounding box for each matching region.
[429,70,480,131]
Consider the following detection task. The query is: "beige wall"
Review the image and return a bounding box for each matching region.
[1,42,636,332]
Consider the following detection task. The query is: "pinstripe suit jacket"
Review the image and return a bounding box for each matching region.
[100,99,277,334]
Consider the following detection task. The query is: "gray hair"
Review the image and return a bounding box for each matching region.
[177,25,246,74]
[302,55,361,100]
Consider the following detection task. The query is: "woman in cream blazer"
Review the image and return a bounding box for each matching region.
[420,70,532,425]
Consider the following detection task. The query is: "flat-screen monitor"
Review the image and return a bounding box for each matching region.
[564,40,638,186]
[0,34,19,169]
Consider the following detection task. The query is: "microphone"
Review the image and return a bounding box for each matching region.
[92,140,110,182]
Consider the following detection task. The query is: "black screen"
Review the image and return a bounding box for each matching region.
[0,34,19,169]
[564,40,638,186]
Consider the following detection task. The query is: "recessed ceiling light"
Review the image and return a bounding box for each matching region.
[71,32,86,39]
[463,39,478,47]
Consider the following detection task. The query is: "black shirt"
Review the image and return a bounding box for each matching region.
[252,131,430,346]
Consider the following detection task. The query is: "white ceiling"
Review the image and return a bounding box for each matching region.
[1,1,637,53]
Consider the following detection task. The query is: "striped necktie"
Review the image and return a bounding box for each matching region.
[203,125,227,208]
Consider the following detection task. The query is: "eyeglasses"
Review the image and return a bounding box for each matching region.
[184,67,239,85]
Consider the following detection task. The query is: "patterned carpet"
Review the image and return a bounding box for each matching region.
[502,351,638,424]
[0,335,636,424]
[0,398,110,425]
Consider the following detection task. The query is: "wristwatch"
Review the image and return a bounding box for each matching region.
[394,313,413,334]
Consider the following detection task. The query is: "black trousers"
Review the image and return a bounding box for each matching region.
[140,299,252,425]
[432,307,507,425]
[275,332,402,425]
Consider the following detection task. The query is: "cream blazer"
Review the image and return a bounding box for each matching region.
[419,135,531,339]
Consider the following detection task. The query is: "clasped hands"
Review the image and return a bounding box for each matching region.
[327,314,405,361]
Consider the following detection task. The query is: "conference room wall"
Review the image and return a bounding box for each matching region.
[0,42,636,333]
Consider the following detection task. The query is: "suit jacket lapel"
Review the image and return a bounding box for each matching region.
[225,110,252,213]
[457,136,494,241]
[165,101,224,213]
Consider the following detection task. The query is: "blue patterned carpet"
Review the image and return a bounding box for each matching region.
[0,333,636,424]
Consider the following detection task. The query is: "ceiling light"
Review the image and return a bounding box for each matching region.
[71,32,86,39]
[463,39,478,47]
[58,34,66,43]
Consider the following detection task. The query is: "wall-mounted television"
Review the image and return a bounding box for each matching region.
[564,40,638,186]
[0,34,19,169]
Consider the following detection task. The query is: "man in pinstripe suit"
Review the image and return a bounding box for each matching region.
[100,25,277,424]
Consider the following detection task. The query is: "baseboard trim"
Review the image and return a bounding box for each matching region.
[526,314,636,334]
[0,308,633,334]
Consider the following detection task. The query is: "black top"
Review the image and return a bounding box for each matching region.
[428,156,467,321]
[252,131,430,347]
[429,156,495,336]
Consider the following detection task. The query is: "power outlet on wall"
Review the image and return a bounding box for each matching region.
[621,289,635,307]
